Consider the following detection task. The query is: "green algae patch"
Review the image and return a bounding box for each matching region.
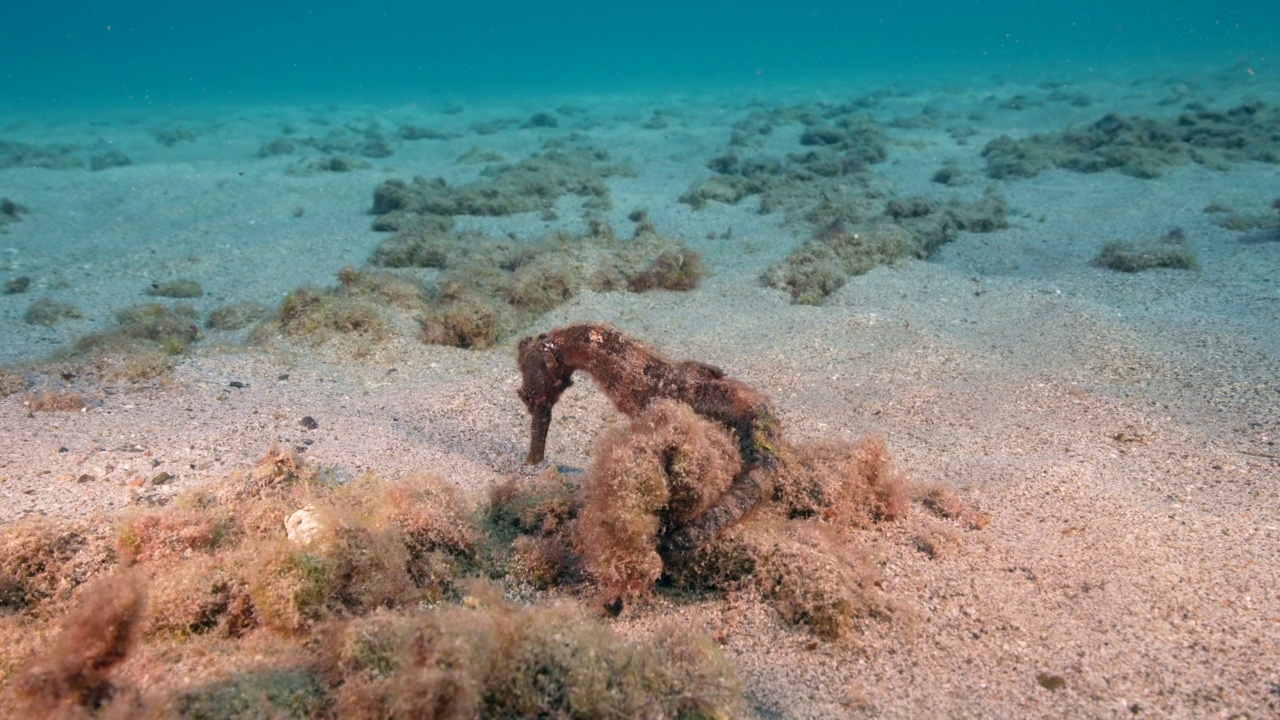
[31,303,203,383]
[325,600,740,719]
[90,150,132,171]
[1210,197,1280,234]
[286,155,372,175]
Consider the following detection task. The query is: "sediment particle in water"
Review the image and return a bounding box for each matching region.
[1036,672,1067,691]
[146,279,204,298]
[90,150,132,171]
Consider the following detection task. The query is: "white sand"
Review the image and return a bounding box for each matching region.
[1,66,1278,717]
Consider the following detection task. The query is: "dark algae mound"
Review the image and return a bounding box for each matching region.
[1093,228,1198,272]
[983,101,1280,179]
[22,297,84,326]
[679,103,890,215]
[0,139,83,170]
[763,189,1010,304]
[680,101,1010,304]
[1208,197,1280,235]
[253,217,707,352]
[1,197,27,231]
[369,217,707,349]
[369,146,630,231]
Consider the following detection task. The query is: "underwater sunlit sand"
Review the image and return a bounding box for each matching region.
[1,26,1278,718]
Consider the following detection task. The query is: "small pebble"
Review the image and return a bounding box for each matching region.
[286,506,322,544]
[300,416,319,430]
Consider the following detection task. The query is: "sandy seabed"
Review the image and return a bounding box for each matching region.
[1,62,1278,718]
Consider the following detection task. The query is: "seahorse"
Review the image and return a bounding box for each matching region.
[516,323,783,555]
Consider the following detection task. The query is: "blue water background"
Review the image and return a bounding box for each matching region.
[2,1,1276,110]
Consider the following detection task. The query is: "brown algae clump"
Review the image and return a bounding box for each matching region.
[324,599,740,719]
[74,303,201,356]
[11,572,146,717]
[577,400,741,600]
[252,268,429,347]
[0,446,742,718]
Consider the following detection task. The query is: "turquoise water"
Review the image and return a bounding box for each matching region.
[2,1,1276,108]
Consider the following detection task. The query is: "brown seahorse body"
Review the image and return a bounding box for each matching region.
[516,323,783,555]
